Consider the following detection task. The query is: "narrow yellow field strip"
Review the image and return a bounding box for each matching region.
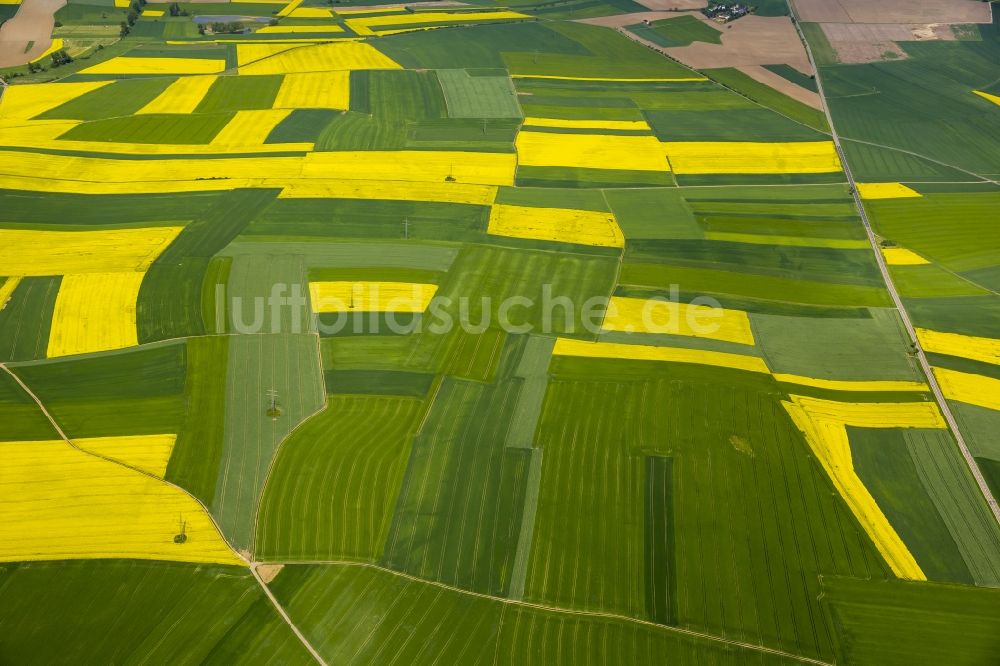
[488,204,624,248]
[334,6,405,14]
[973,90,1000,107]
[882,247,929,265]
[310,281,438,313]
[279,179,497,205]
[602,296,755,345]
[856,182,922,200]
[0,227,183,275]
[516,130,668,172]
[663,141,842,174]
[0,149,516,190]
[917,329,1000,366]
[0,81,111,120]
[210,109,293,146]
[704,231,870,249]
[47,271,146,358]
[553,338,770,374]
[773,375,929,392]
[345,10,529,35]
[256,23,344,33]
[522,117,651,131]
[79,57,227,75]
[273,71,350,109]
[0,439,242,565]
[136,75,218,114]
[74,434,177,478]
[783,395,943,581]
[143,9,164,16]
[0,276,21,310]
[934,367,1000,411]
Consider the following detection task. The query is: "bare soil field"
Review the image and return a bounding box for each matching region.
[579,11,688,29]
[738,64,822,109]
[662,14,812,72]
[793,0,993,25]
[820,21,962,64]
[0,0,66,68]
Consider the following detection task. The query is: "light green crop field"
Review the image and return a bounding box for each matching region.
[0,1,997,663]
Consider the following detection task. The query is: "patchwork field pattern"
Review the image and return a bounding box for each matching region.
[0,2,997,663]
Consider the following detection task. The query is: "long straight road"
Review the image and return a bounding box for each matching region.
[787,2,1000,525]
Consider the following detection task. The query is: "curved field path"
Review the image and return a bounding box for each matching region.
[0,0,66,68]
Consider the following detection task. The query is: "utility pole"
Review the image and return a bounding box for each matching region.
[403,217,409,239]
[266,388,280,419]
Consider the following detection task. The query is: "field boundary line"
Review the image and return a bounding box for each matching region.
[788,1,1000,526]
[250,563,328,665]
[0,362,250,563]
[1,361,326,665]
[263,559,834,665]
[838,136,1000,186]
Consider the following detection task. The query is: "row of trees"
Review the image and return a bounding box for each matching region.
[119,0,147,36]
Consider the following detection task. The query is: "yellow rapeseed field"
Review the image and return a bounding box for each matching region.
[0,276,21,310]
[237,41,401,74]
[210,109,293,146]
[523,117,651,131]
[288,6,333,18]
[310,281,438,313]
[47,272,146,358]
[882,247,929,265]
[0,81,111,120]
[782,395,946,580]
[602,296,755,345]
[0,439,242,565]
[303,150,517,185]
[279,179,497,205]
[0,227,182,276]
[273,71,350,109]
[516,131,668,172]
[136,75,218,114]
[553,338,769,374]
[236,43,301,66]
[773,375,928,392]
[856,182,922,200]
[29,39,65,65]
[933,367,1000,411]
[345,10,529,35]
[0,149,514,193]
[80,57,227,75]
[917,328,1000,366]
[662,141,841,174]
[973,90,1000,107]
[74,434,177,478]
[487,204,624,248]
[277,0,302,16]
[256,24,344,33]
